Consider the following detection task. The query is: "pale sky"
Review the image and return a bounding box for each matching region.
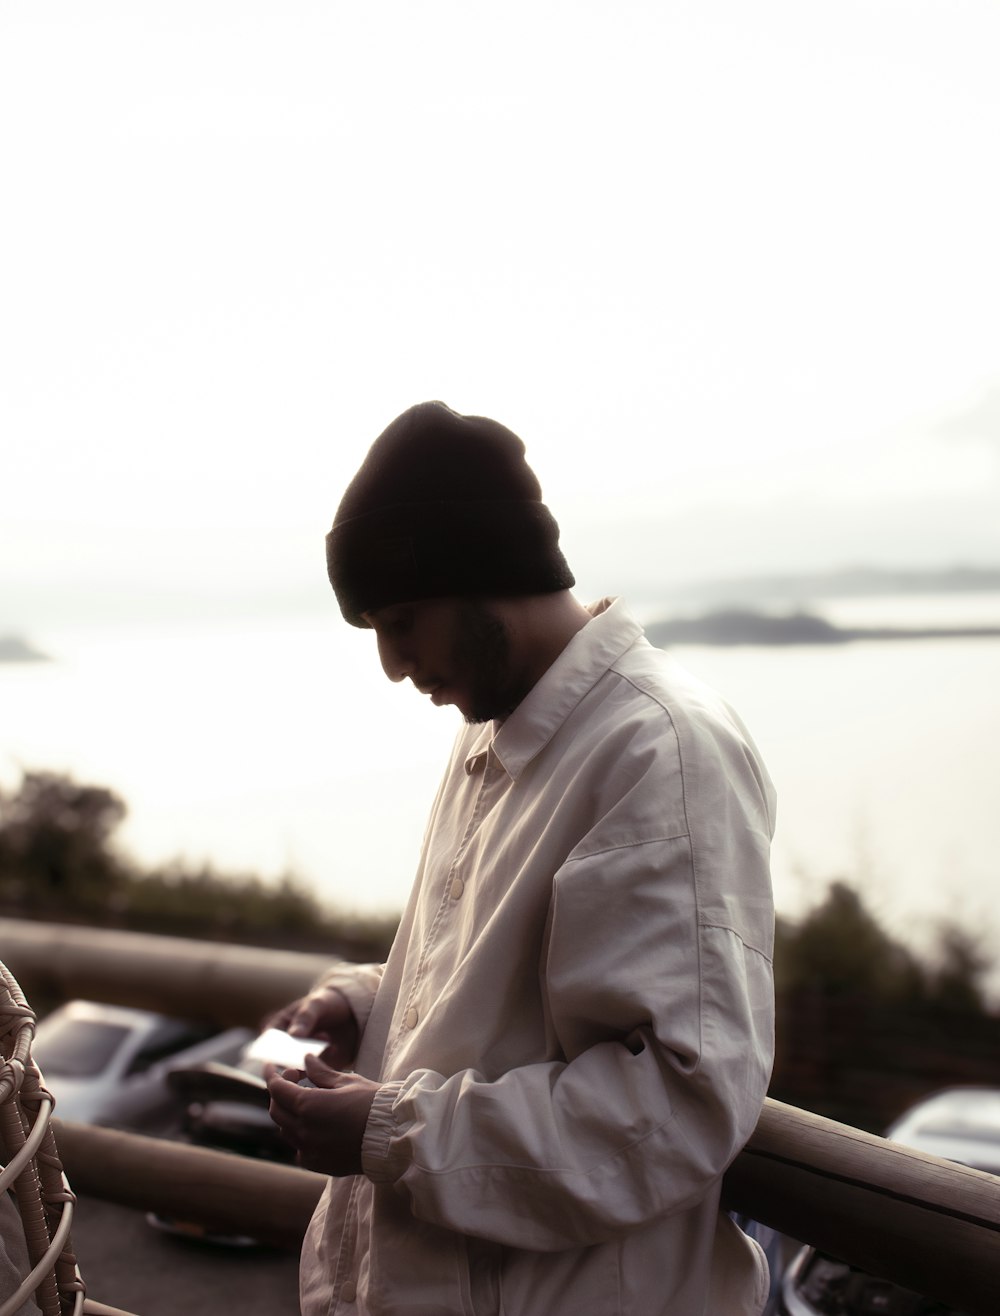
[3,0,999,625]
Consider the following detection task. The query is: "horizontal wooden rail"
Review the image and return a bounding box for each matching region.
[724,1098,1000,1313]
[54,1120,325,1253]
[0,918,332,1029]
[6,921,1000,1313]
[52,1105,1000,1314]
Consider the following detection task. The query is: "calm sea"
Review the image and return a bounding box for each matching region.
[3,595,999,973]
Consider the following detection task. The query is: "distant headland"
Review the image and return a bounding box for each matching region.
[645,608,1000,647]
[0,635,51,663]
[658,564,1000,607]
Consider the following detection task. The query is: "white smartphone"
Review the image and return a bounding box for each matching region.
[246,1027,328,1070]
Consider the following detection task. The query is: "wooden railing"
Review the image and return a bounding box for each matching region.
[0,918,332,1030]
[723,1098,1000,1312]
[3,919,1000,1314]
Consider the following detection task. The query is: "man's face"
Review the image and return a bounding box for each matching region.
[362,598,531,724]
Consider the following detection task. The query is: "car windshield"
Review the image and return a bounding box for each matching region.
[33,1017,131,1077]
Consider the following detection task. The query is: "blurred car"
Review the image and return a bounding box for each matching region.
[31,998,252,1131]
[778,1086,1000,1315]
[159,1027,312,1165]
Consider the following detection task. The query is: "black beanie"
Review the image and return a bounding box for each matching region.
[326,401,576,627]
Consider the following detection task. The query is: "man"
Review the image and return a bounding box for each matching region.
[268,401,776,1315]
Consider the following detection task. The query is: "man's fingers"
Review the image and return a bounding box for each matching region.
[286,1003,321,1037]
[303,1053,343,1087]
[267,1070,305,1118]
[260,1004,294,1033]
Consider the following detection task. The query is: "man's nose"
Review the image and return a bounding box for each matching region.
[376,635,415,684]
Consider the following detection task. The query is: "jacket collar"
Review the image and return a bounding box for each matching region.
[464,598,644,783]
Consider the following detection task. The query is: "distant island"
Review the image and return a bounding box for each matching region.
[0,634,51,663]
[659,564,1000,607]
[645,608,1000,647]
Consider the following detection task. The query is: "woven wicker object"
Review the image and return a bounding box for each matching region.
[0,961,85,1316]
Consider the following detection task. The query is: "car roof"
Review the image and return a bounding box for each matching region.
[887,1086,1000,1174]
[46,1000,180,1029]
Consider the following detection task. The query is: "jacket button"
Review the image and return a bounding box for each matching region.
[450,877,464,900]
[340,1279,357,1302]
[405,1006,419,1029]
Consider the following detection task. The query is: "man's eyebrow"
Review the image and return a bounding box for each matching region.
[366,605,412,629]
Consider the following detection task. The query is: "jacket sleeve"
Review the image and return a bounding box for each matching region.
[360,715,775,1251]
[313,961,385,1040]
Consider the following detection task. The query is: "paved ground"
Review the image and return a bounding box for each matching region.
[70,1197,301,1316]
[68,1198,803,1315]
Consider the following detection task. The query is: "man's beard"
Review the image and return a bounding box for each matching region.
[454,602,531,724]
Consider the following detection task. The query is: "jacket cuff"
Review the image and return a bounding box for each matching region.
[361,1081,407,1182]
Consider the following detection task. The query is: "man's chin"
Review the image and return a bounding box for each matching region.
[462,691,525,725]
[459,692,494,724]
[463,709,494,725]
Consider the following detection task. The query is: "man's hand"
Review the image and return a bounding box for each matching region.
[263,986,359,1069]
[267,1053,379,1176]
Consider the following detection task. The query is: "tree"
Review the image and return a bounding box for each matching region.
[775,880,924,1002]
[0,771,128,911]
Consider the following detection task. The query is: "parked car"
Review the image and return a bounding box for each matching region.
[778,1086,1000,1315]
[31,999,252,1131]
[158,1027,313,1165]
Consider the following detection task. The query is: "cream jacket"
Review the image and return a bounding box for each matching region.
[301,599,776,1315]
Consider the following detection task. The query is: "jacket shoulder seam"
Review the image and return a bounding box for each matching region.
[561,830,690,865]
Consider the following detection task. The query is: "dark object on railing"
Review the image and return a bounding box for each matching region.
[0,960,85,1316]
[1,961,137,1316]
